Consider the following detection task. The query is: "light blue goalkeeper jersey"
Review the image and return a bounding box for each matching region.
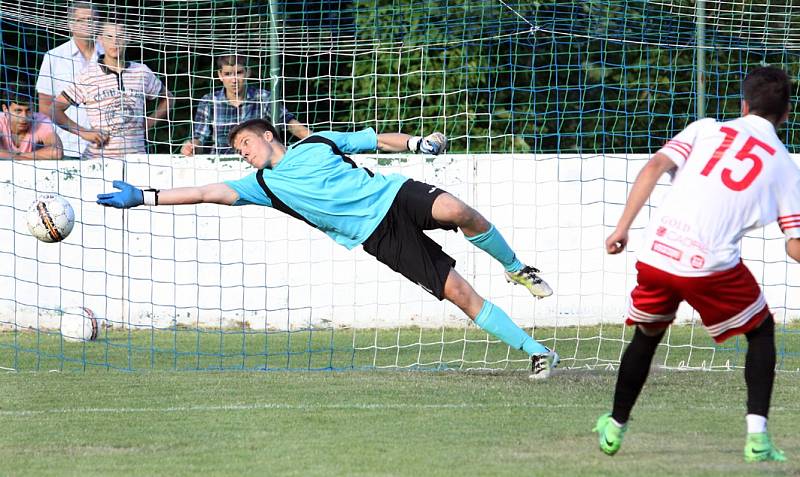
[224,128,408,249]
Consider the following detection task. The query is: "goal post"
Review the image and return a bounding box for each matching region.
[0,0,799,372]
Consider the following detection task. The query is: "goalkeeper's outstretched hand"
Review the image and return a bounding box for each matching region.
[97,180,144,209]
[410,132,448,155]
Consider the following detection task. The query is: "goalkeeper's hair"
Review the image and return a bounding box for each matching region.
[228,119,282,146]
[743,66,791,123]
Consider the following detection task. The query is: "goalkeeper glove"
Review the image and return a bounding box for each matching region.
[97,180,159,208]
[408,132,448,155]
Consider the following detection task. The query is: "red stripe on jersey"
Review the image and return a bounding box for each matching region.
[665,140,692,155]
[781,224,800,231]
[778,214,800,222]
[778,218,800,229]
[661,144,689,159]
[669,139,692,147]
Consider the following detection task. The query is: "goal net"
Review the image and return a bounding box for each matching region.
[0,0,798,372]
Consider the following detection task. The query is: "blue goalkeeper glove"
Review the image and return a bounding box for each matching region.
[96,180,144,209]
[408,132,448,155]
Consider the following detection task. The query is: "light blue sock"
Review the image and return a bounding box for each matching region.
[465,224,523,272]
[474,300,548,356]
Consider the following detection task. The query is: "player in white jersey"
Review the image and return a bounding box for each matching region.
[593,66,800,462]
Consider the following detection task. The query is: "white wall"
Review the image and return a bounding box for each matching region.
[1,153,797,331]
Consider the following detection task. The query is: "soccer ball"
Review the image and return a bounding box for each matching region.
[26,193,75,243]
[60,307,98,343]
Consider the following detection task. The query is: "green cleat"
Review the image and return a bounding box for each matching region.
[504,265,553,299]
[744,432,786,463]
[594,413,627,456]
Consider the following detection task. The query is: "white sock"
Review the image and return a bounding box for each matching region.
[746,414,767,434]
[610,417,625,428]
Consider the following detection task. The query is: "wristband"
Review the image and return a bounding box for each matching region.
[407,136,421,153]
[142,189,160,206]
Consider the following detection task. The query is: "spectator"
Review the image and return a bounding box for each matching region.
[37,1,103,158]
[53,20,172,160]
[181,54,310,156]
[0,87,63,160]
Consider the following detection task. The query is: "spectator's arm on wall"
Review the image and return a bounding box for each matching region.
[287,119,311,139]
[182,95,213,156]
[11,129,63,160]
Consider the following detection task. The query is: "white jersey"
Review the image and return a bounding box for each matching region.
[36,39,103,157]
[638,114,800,276]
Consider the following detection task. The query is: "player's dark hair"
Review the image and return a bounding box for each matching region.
[228,118,282,147]
[742,66,791,123]
[216,54,249,71]
[4,86,33,107]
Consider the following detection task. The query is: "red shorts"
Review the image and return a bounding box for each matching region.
[627,261,769,343]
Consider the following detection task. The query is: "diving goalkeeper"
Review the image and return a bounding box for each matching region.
[97,119,558,378]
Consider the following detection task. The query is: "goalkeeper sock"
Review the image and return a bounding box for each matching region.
[474,300,548,356]
[744,314,775,418]
[611,326,664,424]
[465,224,523,273]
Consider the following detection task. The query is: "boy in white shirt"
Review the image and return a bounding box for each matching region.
[37,1,102,157]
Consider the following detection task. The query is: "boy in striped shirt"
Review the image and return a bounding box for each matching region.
[53,20,172,160]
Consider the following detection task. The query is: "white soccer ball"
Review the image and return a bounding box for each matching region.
[26,193,75,243]
[60,307,98,343]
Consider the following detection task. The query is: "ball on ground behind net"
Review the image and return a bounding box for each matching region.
[60,307,98,343]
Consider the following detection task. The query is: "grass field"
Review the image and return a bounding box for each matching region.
[2,324,799,372]
[2,327,799,476]
[2,369,800,476]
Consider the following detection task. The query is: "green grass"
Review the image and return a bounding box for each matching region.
[2,370,799,476]
[2,324,799,372]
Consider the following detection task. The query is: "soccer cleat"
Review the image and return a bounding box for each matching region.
[505,265,553,299]
[529,349,559,380]
[594,413,627,456]
[744,432,786,463]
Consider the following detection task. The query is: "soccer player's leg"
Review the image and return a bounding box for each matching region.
[595,261,678,455]
[743,319,786,462]
[742,315,785,462]
[364,180,556,378]
[442,269,558,379]
[429,190,553,298]
[682,262,786,462]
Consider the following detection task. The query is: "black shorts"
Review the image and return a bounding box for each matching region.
[362,179,458,300]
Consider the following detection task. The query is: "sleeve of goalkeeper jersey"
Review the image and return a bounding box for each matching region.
[224,173,273,207]
[315,128,378,154]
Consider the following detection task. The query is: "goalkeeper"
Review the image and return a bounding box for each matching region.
[97,119,557,378]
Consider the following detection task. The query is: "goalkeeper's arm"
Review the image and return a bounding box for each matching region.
[377,132,447,155]
[97,180,237,209]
